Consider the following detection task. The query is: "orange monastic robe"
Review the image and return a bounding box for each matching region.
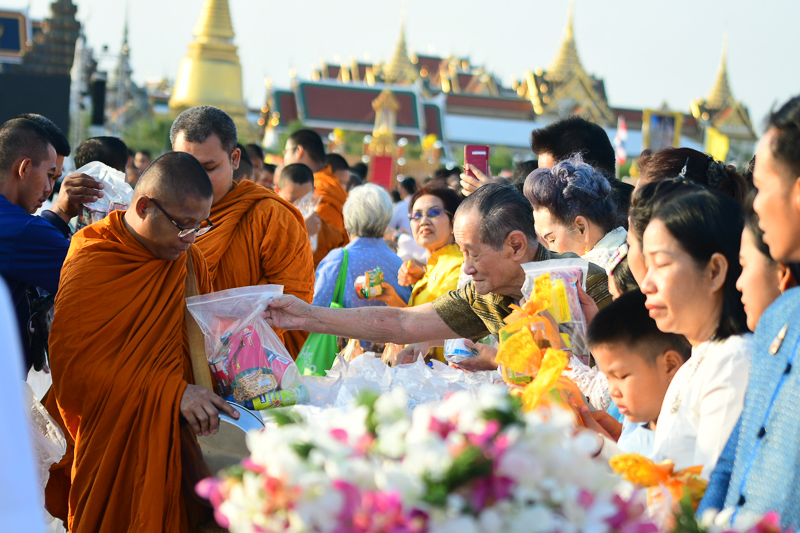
[48,210,212,533]
[195,180,314,356]
[313,216,347,267]
[314,166,348,240]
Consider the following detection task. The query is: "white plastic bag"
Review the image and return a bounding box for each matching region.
[293,191,321,252]
[74,161,133,229]
[186,286,304,406]
[23,382,67,494]
[520,258,590,360]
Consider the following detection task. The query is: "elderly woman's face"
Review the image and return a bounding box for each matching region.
[410,195,453,253]
[533,207,584,256]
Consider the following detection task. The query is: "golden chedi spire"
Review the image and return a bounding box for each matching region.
[706,38,735,110]
[169,0,247,128]
[383,12,418,85]
[547,0,585,82]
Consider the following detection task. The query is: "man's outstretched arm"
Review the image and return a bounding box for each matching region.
[263,296,460,345]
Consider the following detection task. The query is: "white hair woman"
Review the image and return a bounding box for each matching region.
[312,184,411,316]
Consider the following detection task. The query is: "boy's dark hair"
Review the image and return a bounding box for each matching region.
[325,152,349,172]
[399,176,418,196]
[610,256,638,295]
[73,136,129,172]
[15,113,71,157]
[288,128,325,164]
[511,159,538,194]
[0,118,54,174]
[280,163,315,185]
[244,143,265,164]
[530,116,615,175]
[587,290,691,364]
[350,162,368,180]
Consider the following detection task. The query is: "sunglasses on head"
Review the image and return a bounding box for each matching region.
[408,207,450,221]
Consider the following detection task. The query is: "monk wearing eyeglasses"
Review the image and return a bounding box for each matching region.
[46,152,239,532]
[170,106,314,357]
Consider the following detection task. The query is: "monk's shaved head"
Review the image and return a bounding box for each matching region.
[134,151,213,206]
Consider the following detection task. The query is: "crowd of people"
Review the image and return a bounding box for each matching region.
[3,93,800,532]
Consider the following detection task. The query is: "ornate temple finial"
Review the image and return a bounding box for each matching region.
[706,35,734,110]
[548,0,584,82]
[383,7,418,85]
[169,0,247,128]
[193,0,235,43]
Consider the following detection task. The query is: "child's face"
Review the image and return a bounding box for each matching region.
[592,342,680,424]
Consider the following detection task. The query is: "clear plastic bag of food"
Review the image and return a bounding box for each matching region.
[293,191,321,252]
[186,286,304,407]
[74,162,133,230]
[519,258,590,360]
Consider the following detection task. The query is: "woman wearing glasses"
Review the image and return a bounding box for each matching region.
[372,185,463,358]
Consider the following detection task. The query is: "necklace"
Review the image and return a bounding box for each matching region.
[669,342,712,414]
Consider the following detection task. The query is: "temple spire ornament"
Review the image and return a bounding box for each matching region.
[706,37,735,110]
[169,0,247,129]
[547,0,584,82]
[383,10,418,85]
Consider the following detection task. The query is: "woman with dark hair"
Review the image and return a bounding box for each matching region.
[635,147,750,204]
[524,155,626,270]
[736,190,799,330]
[627,178,702,285]
[640,188,751,477]
[373,184,463,317]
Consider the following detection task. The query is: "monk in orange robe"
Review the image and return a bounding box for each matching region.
[47,152,239,532]
[170,106,315,357]
[275,163,347,267]
[283,128,348,242]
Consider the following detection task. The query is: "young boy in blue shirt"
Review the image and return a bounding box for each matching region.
[586,290,691,457]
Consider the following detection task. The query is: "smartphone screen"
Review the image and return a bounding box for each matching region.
[464,145,490,178]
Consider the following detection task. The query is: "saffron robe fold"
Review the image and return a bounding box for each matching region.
[195,180,315,356]
[47,210,212,533]
[314,166,348,241]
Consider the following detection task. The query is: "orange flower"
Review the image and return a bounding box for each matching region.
[521,348,569,411]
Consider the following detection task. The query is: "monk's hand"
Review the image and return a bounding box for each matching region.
[394,342,431,365]
[455,340,499,371]
[261,295,313,331]
[460,164,495,197]
[180,384,239,437]
[370,282,407,308]
[398,260,425,287]
[53,173,104,221]
[304,212,321,237]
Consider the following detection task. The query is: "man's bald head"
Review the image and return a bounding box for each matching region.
[134,151,213,205]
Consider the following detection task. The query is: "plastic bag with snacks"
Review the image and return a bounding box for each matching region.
[340,338,365,363]
[23,382,67,495]
[293,191,321,252]
[75,162,133,230]
[519,259,590,361]
[186,286,306,410]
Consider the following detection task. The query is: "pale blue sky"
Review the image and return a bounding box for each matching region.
[8,0,800,134]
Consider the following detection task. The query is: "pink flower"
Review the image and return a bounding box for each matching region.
[330,428,349,443]
[467,420,502,449]
[428,417,457,440]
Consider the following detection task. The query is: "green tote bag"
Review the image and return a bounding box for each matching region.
[296,249,348,376]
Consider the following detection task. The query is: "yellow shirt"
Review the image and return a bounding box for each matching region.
[409,243,463,307]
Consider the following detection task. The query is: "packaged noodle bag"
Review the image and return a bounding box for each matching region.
[75,162,134,230]
[495,261,590,423]
[519,259,590,362]
[186,285,307,410]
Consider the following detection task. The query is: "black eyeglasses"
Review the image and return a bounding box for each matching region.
[145,196,215,238]
[408,206,450,222]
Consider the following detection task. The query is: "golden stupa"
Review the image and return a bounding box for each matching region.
[169,0,247,129]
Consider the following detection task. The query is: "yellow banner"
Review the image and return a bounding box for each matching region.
[705,126,730,162]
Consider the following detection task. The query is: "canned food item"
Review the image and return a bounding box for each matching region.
[355,267,383,298]
[242,384,310,410]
